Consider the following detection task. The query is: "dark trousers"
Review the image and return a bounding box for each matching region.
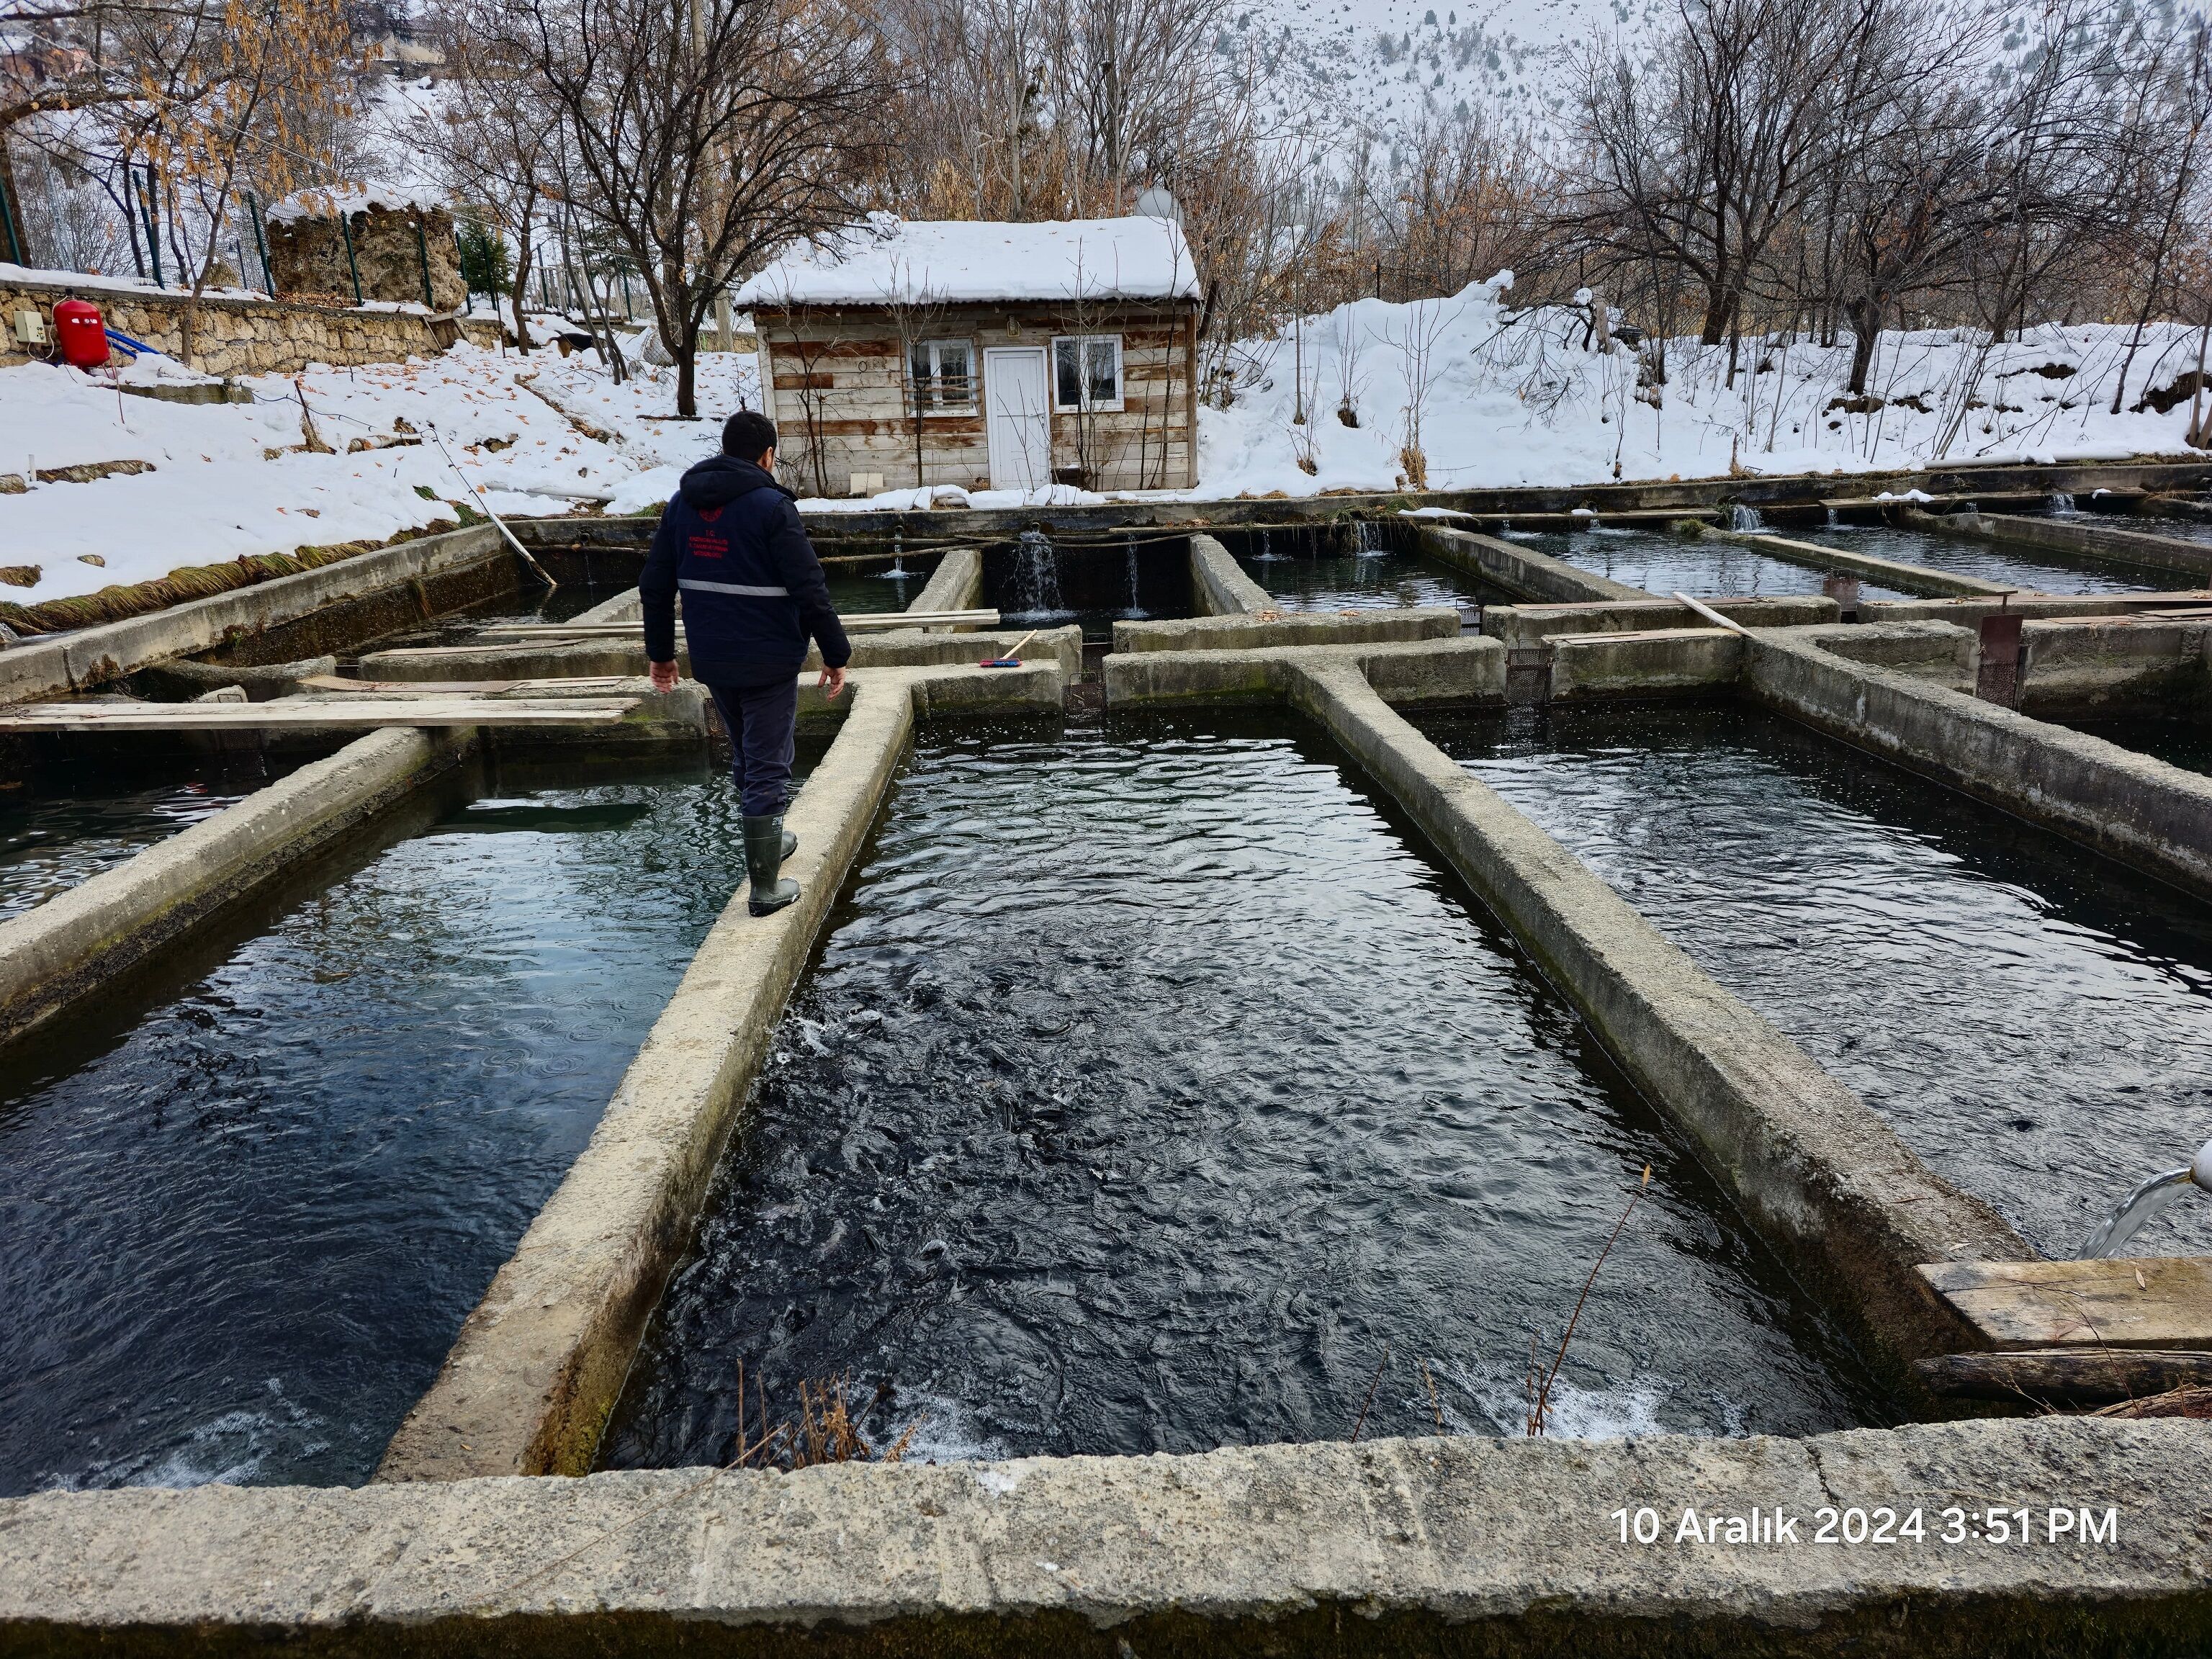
[707,679,799,817]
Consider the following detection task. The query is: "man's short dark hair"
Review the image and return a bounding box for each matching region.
[722,410,778,462]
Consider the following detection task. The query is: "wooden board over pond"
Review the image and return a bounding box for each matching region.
[1920,1257,2212,1350]
[0,698,639,731]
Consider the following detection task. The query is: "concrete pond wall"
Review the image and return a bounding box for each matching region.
[11,489,2212,1652]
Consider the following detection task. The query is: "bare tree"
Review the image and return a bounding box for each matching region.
[399,18,562,351]
[878,258,955,489]
[2110,17,2212,414]
[501,0,891,418]
[1570,0,1902,346]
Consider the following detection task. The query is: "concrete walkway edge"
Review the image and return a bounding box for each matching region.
[0,726,474,1047]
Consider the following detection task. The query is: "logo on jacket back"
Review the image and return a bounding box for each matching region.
[688,502,728,559]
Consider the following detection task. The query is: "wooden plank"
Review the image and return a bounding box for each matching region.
[0,698,638,731]
[297,675,639,695]
[478,609,1000,637]
[1917,1257,2212,1350]
[1913,1346,2212,1403]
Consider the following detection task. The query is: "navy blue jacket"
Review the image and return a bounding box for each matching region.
[640,456,851,688]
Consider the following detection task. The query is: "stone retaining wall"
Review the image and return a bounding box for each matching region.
[0,277,501,377]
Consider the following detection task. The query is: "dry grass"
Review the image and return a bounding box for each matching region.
[1526,1165,1651,1437]
[2094,1387,2212,1420]
[0,525,454,635]
[729,1364,920,1471]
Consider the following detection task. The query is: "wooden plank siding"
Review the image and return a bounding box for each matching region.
[752,300,1200,495]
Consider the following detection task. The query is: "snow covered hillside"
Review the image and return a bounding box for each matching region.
[0,346,752,611]
[1191,279,2210,495]
[1235,0,1669,145]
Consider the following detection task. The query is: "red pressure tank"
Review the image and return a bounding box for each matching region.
[52,298,110,369]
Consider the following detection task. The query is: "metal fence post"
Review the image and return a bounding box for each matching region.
[414,212,433,308]
[246,192,275,296]
[338,209,364,304]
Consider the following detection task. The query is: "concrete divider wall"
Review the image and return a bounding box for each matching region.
[9,1418,2212,1655]
[2020,617,2212,714]
[0,727,476,1046]
[0,525,511,703]
[1190,532,1277,615]
[1905,508,2212,580]
[1746,629,2212,901]
[1104,637,1506,709]
[377,661,1067,1483]
[1550,628,1744,698]
[1484,595,1836,648]
[1714,528,2012,598]
[1865,592,2212,627]
[1416,524,1653,603]
[1806,620,1977,687]
[909,547,984,614]
[1113,610,1461,654]
[1287,660,2026,1375]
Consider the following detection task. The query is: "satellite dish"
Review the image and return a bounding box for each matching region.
[1133,186,1182,224]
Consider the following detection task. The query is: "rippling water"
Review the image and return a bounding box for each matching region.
[601,714,1879,1469]
[1235,549,1491,613]
[1526,528,1915,601]
[1788,522,2159,595]
[0,757,755,1495]
[824,566,916,615]
[0,757,302,921]
[1426,703,2212,1259]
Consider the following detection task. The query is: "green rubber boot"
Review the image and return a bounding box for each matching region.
[745,814,800,917]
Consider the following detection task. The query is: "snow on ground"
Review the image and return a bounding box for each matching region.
[799,279,2206,514]
[1187,280,2209,496]
[1,281,2202,606]
[0,344,753,607]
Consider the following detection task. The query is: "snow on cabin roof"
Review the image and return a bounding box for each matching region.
[735,214,1200,308]
[266,181,448,225]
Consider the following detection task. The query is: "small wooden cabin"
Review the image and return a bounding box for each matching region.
[736,215,1202,497]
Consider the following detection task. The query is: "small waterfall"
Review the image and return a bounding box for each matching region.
[2051,492,2077,515]
[1352,520,1385,558]
[1251,529,1285,563]
[1825,508,1839,527]
[1730,504,1765,531]
[1006,529,1064,617]
[2082,1141,2212,1257]
[1122,532,1146,619]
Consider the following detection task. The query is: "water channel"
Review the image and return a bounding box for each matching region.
[603,712,1881,1471]
[1220,525,1499,613]
[1423,702,2212,1261]
[1532,527,1915,601]
[0,753,306,920]
[0,754,761,1496]
[1789,521,2167,595]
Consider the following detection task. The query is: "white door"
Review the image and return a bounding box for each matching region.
[984,347,1051,493]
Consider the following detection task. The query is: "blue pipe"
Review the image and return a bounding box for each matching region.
[102,325,158,356]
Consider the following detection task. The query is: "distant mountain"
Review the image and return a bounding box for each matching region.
[1226,0,1673,149]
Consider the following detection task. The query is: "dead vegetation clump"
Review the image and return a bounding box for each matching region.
[727,1364,921,1471]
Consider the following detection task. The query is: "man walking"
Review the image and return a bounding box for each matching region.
[642,410,851,916]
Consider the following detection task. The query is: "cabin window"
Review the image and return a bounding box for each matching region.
[909,338,976,413]
[1052,334,1122,412]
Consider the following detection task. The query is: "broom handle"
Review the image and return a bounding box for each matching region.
[997,629,1040,661]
